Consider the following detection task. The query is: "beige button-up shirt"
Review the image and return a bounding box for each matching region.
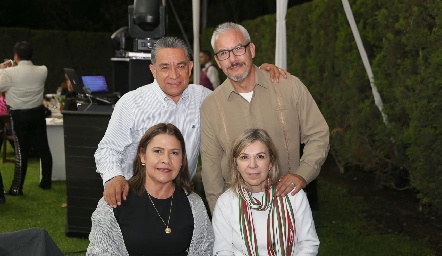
[200,67,330,212]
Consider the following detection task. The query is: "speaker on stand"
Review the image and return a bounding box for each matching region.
[111,52,154,96]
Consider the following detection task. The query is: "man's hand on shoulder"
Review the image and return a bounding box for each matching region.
[259,63,290,83]
[103,175,129,208]
[276,173,307,197]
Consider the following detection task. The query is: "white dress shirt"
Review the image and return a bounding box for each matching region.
[94,80,212,184]
[212,189,319,256]
[0,60,47,109]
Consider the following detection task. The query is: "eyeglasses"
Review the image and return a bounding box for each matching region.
[214,42,251,61]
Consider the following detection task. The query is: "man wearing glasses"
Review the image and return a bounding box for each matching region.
[97,36,288,208]
[200,22,330,212]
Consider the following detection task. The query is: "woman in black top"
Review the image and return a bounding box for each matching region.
[87,123,213,255]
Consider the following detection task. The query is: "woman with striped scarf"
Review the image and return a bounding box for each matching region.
[212,129,319,255]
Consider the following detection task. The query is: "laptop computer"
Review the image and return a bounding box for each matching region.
[64,68,85,95]
[81,75,116,98]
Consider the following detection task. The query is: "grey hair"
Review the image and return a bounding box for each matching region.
[211,22,251,52]
[151,36,193,65]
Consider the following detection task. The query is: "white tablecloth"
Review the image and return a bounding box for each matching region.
[40,117,65,180]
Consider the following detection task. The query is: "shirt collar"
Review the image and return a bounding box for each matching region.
[17,60,33,66]
[152,79,190,105]
[220,65,269,101]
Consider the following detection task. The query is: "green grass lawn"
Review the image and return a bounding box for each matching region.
[0,154,436,255]
[0,156,89,255]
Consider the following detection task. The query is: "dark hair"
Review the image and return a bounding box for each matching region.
[128,123,193,195]
[201,50,212,59]
[14,41,33,60]
[150,36,192,65]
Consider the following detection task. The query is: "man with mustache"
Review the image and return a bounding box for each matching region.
[200,22,330,212]
[96,36,288,208]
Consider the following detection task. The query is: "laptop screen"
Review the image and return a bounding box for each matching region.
[81,75,109,93]
[64,68,85,95]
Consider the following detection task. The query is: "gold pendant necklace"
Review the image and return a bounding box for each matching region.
[147,192,173,234]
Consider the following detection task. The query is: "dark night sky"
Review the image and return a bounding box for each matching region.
[0,0,310,37]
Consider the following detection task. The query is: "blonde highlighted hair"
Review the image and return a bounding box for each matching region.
[229,128,281,192]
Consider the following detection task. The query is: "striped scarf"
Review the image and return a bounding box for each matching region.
[237,185,296,256]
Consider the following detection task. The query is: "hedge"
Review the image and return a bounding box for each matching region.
[0,27,114,93]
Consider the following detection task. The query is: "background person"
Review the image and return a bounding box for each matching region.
[59,73,77,111]
[0,93,15,156]
[199,50,220,90]
[88,123,214,255]
[0,41,53,195]
[212,128,319,255]
[200,22,329,212]
[60,73,74,96]
[0,93,7,116]
[96,36,289,208]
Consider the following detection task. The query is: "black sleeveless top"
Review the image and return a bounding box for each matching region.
[114,187,194,256]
